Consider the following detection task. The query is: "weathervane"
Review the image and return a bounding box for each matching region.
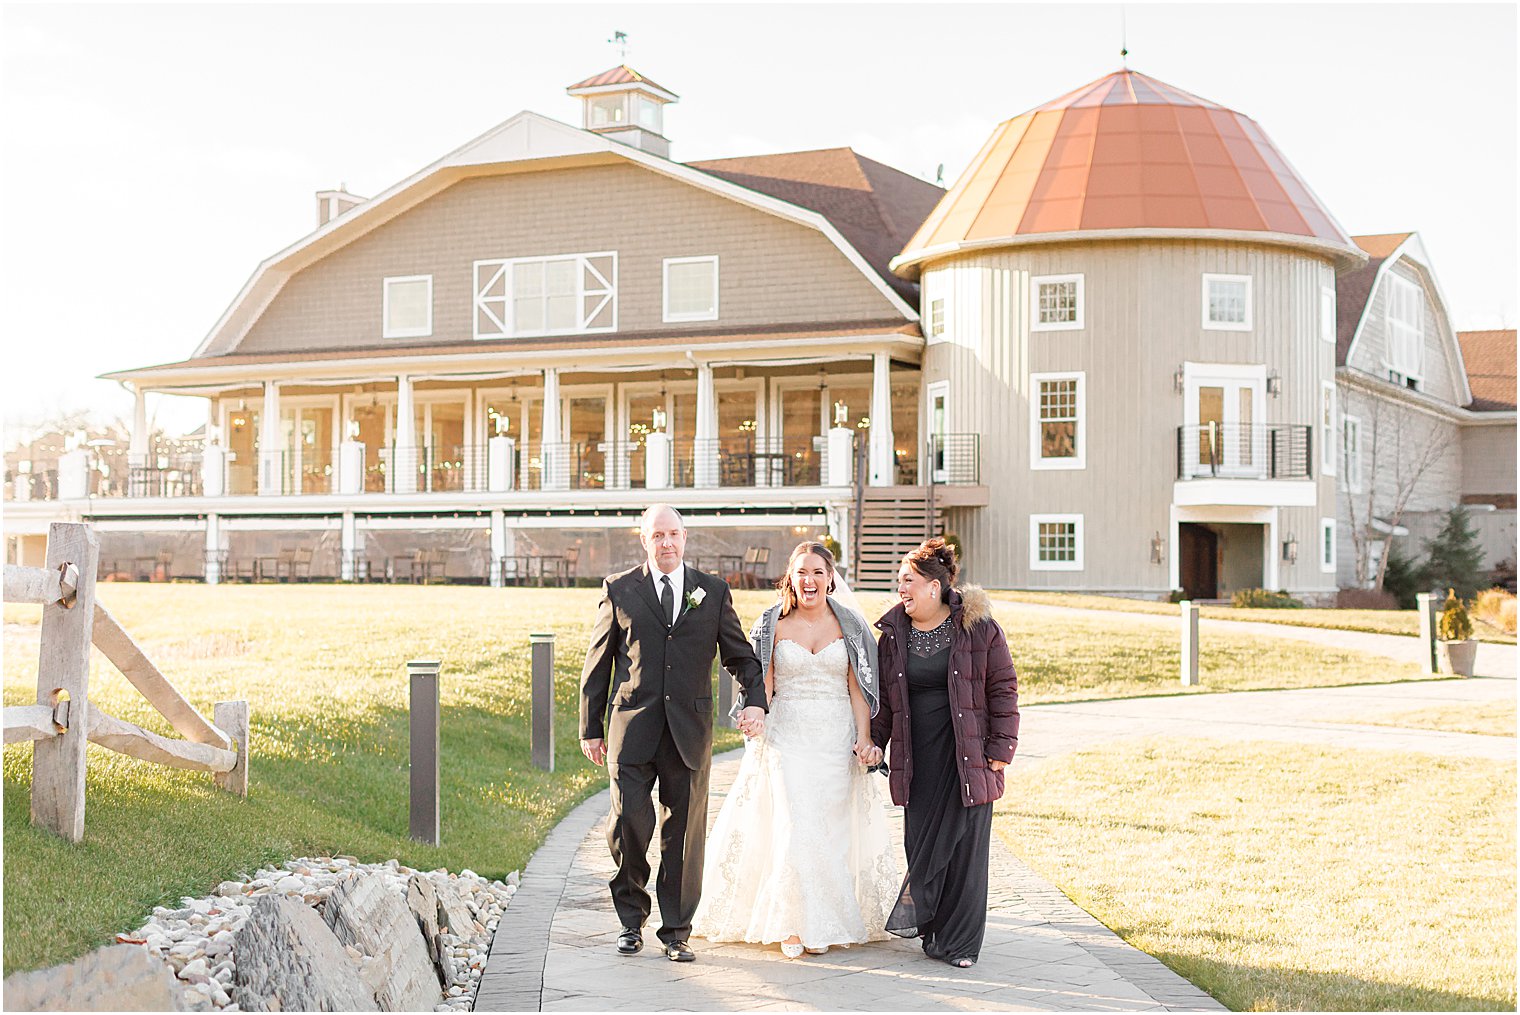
[609,30,628,61]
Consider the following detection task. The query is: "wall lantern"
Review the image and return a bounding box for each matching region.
[346,420,361,439]
[1173,365,1186,394]
[1267,370,1282,397]
[652,407,668,432]
[1150,531,1165,565]
[834,400,849,426]
[1282,533,1299,564]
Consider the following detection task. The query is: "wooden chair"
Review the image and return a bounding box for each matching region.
[542,546,580,587]
[732,546,770,589]
[279,547,314,582]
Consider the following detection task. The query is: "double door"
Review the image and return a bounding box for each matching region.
[1184,369,1265,479]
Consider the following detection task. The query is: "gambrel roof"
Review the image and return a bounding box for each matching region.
[183,111,919,361]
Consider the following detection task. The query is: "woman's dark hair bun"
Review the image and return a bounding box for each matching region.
[902,536,958,599]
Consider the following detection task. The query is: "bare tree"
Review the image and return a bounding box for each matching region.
[1343,390,1454,589]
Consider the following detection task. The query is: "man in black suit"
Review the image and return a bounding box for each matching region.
[580,504,767,962]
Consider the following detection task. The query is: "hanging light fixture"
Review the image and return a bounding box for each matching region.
[1282,533,1298,563]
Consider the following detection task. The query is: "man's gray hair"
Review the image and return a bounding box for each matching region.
[639,503,685,533]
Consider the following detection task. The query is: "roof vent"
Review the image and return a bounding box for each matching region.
[566,65,678,159]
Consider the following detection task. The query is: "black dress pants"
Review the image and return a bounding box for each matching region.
[606,726,711,943]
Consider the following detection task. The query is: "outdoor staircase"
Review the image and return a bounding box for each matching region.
[851,486,944,592]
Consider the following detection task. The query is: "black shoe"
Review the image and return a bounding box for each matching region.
[664,940,695,962]
[616,928,643,954]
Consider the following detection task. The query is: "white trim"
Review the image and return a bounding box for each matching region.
[1029,513,1084,571]
[1320,380,1337,476]
[1202,273,1252,331]
[662,255,719,323]
[382,275,433,339]
[1320,517,1337,573]
[1341,413,1363,494]
[926,380,950,483]
[565,80,679,103]
[473,251,618,339]
[1030,273,1084,332]
[891,227,1366,278]
[1320,286,1336,344]
[190,111,915,359]
[1029,371,1085,470]
[1172,479,1317,507]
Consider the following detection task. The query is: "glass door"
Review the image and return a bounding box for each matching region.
[927,381,949,483]
[566,396,607,489]
[414,400,466,492]
[1187,373,1264,478]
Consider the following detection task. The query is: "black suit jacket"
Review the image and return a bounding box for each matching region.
[580,563,766,769]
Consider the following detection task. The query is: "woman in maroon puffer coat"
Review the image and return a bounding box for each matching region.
[870,538,1019,968]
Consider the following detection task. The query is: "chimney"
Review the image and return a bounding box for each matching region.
[566,65,679,159]
[316,187,365,227]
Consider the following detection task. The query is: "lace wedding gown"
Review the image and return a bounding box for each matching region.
[694,638,898,948]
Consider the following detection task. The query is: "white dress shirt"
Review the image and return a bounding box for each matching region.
[651,563,685,625]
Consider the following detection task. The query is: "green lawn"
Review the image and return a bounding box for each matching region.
[1341,700,1517,738]
[987,590,1518,644]
[997,739,1516,1011]
[2,584,1431,973]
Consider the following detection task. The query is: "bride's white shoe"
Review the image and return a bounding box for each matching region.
[780,938,805,959]
[804,946,829,955]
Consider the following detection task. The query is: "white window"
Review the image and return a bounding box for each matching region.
[1203,273,1252,331]
[1320,518,1337,573]
[663,256,718,322]
[928,297,945,341]
[473,252,617,339]
[1031,274,1084,331]
[1384,274,1425,388]
[1029,372,1085,470]
[1030,514,1084,571]
[1342,414,1362,494]
[588,95,625,127]
[635,95,662,132]
[1320,381,1337,477]
[383,275,432,339]
[1320,287,1336,344]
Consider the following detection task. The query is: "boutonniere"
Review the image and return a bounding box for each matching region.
[686,587,707,611]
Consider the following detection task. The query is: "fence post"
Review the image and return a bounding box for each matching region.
[1180,600,1200,686]
[408,659,441,845]
[1415,593,1439,674]
[213,700,250,797]
[33,522,99,842]
[530,634,555,771]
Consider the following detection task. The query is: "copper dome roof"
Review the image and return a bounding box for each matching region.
[893,70,1361,276]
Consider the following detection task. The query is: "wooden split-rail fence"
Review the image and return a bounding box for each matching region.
[3,522,249,843]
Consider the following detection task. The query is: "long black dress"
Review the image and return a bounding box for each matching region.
[885,616,994,963]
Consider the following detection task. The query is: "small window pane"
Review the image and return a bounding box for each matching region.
[1208,279,1247,324]
[667,260,716,318]
[1038,379,1079,459]
[1038,281,1078,324]
[1038,522,1078,563]
[929,298,945,337]
[590,96,623,126]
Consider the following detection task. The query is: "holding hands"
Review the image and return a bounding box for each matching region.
[738,705,767,739]
[853,736,883,767]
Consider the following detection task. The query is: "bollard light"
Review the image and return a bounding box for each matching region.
[407,659,441,845]
[530,634,555,771]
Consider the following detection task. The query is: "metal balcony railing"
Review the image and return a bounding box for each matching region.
[1176,423,1312,480]
[927,434,981,486]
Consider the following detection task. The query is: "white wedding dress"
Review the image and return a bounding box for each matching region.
[693,638,898,948]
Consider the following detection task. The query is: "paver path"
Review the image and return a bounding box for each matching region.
[476,751,1223,1012]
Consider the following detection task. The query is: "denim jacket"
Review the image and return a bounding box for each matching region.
[728,597,879,720]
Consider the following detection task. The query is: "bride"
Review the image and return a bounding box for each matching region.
[693,541,898,957]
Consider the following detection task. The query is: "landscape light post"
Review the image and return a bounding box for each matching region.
[1180,600,1200,686]
[408,659,441,845]
[530,634,555,771]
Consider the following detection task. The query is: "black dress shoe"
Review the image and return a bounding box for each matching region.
[616,928,643,954]
[664,940,695,962]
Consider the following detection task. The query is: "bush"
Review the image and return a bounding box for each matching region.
[821,535,842,561]
[1381,546,1424,610]
[1231,588,1304,609]
[943,532,964,565]
[1335,588,1400,610]
[1422,506,1486,600]
[1489,557,1517,595]
[1167,588,1188,604]
[1436,588,1473,642]
[1473,588,1518,635]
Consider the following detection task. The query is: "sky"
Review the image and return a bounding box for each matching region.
[1,2,1515,440]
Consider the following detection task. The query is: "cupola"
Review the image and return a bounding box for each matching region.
[566,65,679,158]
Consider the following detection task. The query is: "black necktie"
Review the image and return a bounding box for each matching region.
[660,575,675,627]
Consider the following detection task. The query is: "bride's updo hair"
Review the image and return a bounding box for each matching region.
[776,541,837,615]
[902,537,959,602]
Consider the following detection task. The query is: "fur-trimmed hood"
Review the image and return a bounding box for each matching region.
[954,584,991,630]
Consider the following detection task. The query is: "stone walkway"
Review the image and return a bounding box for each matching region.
[477,750,1223,1012]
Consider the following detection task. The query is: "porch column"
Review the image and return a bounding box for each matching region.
[868,352,895,486]
[201,399,225,497]
[694,362,718,488]
[394,374,417,493]
[129,385,149,468]
[257,381,281,495]
[205,513,221,585]
[541,368,566,491]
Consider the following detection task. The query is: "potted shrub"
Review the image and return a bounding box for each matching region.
[1435,588,1478,677]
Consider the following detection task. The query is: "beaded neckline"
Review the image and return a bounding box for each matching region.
[907,615,954,658]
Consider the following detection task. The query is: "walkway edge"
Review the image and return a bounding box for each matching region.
[474,787,611,1012]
